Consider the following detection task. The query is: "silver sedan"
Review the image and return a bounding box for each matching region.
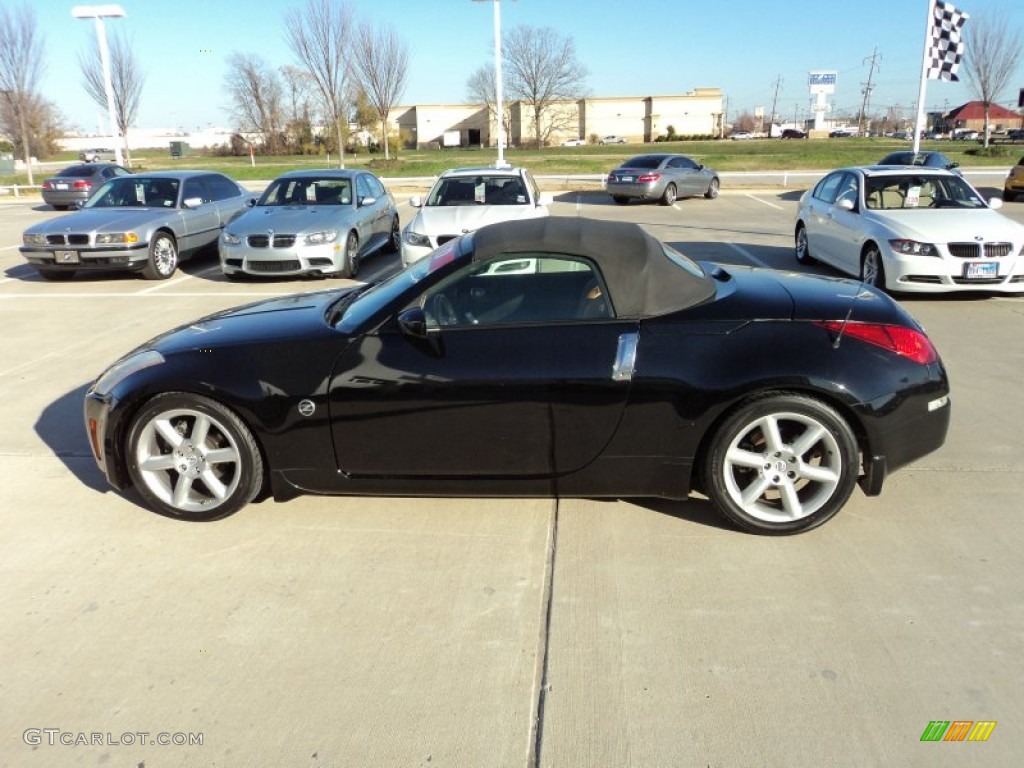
[219,169,399,279]
[20,171,255,280]
[606,154,720,205]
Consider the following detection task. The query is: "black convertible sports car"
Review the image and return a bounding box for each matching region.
[84,217,951,534]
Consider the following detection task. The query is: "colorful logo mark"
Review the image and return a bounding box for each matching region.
[920,721,996,742]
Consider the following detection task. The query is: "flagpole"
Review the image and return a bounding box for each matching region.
[913,0,937,153]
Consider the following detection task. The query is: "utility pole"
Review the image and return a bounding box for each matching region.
[859,47,881,137]
[768,75,782,134]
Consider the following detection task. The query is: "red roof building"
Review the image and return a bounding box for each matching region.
[946,101,1022,131]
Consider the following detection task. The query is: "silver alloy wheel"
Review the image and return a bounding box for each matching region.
[344,232,359,277]
[721,411,843,524]
[143,234,178,279]
[795,225,811,263]
[862,247,883,287]
[661,183,677,206]
[705,178,720,199]
[133,407,243,514]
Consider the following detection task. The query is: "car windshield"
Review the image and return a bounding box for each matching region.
[86,177,180,208]
[865,174,985,210]
[336,239,463,332]
[621,156,661,169]
[56,165,95,177]
[424,176,528,206]
[259,177,352,206]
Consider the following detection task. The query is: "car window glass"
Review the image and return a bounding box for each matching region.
[58,165,93,177]
[623,156,661,169]
[205,174,242,201]
[365,175,386,198]
[813,173,844,204]
[310,179,351,205]
[356,175,373,203]
[416,254,611,328]
[834,173,859,207]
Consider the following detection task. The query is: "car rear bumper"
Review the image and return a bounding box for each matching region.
[606,182,661,200]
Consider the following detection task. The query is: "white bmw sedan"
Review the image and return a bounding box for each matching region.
[794,166,1024,293]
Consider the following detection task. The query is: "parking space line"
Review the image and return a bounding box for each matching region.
[744,193,784,210]
[726,241,770,268]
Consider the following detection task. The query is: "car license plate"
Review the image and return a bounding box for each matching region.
[54,250,79,264]
[619,175,633,183]
[55,183,69,190]
[965,261,997,279]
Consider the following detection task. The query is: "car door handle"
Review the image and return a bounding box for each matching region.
[612,332,638,382]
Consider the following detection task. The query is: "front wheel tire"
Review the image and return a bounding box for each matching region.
[704,178,720,199]
[861,245,886,291]
[339,231,359,278]
[702,394,859,534]
[795,224,814,264]
[125,393,264,520]
[141,233,178,280]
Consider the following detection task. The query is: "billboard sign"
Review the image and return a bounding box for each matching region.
[808,71,838,95]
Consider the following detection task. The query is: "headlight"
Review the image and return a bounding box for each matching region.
[92,350,165,395]
[222,231,241,245]
[403,230,431,247]
[888,239,938,257]
[96,232,139,245]
[23,233,47,245]
[304,229,339,245]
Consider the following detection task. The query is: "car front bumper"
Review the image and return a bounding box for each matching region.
[885,250,1024,293]
[20,243,150,271]
[220,240,344,276]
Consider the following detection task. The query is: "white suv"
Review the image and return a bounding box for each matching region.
[401,166,552,267]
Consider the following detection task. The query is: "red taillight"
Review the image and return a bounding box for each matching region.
[636,173,661,183]
[815,321,939,364]
[73,180,91,189]
[42,181,53,189]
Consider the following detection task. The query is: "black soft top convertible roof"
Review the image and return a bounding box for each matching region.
[468,216,716,318]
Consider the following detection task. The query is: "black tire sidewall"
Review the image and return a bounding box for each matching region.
[703,394,859,535]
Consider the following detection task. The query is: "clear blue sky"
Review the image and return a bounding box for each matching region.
[30,0,1024,134]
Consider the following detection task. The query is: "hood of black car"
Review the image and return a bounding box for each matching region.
[143,287,354,355]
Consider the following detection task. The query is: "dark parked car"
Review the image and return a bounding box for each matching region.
[878,150,961,175]
[780,128,808,139]
[40,163,132,210]
[84,217,950,535]
[606,154,719,205]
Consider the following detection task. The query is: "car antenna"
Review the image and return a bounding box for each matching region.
[831,280,864,349]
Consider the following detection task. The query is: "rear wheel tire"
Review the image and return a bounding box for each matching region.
[125,393,263,521]
[660,184,677,206]
[702,393,859,534]
[141,233,178,280]
[383,215,400,253]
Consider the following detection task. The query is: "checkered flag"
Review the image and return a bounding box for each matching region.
[926,0,969,81]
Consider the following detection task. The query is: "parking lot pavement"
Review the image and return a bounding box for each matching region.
[1,193,1023,766]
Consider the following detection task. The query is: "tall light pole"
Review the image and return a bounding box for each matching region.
[72,5,125,166]
[472,0,511,168]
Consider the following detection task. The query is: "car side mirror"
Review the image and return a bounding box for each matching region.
[246,197,257,207]
[988,197,1004,210]
[537,193,553,206]
[409,196,423,208]
[183,197,204,209]
[358,196,377,208]
[835,198,855,212]
[397,307,430,339]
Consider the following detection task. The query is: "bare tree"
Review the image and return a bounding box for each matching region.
[280,65,318,153]
[466,64,511,149]
[284,0,355,168]
[350,21,409,160]
[962,8,1023,148]
[0,2,45,184]
[78,31,144,166]
[224,53,285,153]
[503,25,587,147]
